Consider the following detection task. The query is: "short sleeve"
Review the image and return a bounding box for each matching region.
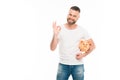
[82,28,91,40]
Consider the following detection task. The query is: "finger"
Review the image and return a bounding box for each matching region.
[76,54,80,57]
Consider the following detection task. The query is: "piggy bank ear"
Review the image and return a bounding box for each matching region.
[79,40,83,48]
[80,40,83,43]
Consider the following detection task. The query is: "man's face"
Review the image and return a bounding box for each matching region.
[67,9,80,25]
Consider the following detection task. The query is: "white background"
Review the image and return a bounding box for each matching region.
[0,0,120,80]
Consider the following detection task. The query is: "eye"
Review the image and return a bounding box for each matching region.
[69,14,72,16]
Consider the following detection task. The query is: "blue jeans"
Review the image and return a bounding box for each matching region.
[57,63,84,80]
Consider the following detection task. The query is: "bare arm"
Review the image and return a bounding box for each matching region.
[50,22,61,51]
[50,34,59,51]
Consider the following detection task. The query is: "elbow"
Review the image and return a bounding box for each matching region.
[50,43,57,51]
[92,44,96,51]
[50,48,55,51]
[93,44,96,49]
[50,47,56,51]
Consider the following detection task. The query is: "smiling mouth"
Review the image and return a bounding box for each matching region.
[68,19,74,22]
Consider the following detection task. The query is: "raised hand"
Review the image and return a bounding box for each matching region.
[52,21,61,36]
[50,22,61,51]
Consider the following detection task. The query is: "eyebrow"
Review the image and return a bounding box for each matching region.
[69,13,77,17]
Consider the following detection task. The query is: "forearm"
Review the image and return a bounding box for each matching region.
[50,34,59,51]
[82,46,95,57]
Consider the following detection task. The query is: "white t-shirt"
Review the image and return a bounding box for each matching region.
[58,25,91,65]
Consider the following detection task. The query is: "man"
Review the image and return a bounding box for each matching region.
[50,6,95,80]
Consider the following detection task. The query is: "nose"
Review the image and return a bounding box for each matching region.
[69,15,74,20]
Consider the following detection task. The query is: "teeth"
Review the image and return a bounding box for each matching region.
[69,20,73,22]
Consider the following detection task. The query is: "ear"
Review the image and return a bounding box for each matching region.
[80,40,83,43]
[77,15,80,21]
[78,14,80,18]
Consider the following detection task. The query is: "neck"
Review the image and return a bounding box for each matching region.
[65,23,77,30]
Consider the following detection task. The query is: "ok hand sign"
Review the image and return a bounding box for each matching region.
[52,22,61,36]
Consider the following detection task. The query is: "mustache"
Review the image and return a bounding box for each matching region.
[67,18,74,21]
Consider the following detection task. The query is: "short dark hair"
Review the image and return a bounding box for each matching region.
[70,6,80,13]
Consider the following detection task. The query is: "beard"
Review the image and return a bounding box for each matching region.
[67,18,76,25]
